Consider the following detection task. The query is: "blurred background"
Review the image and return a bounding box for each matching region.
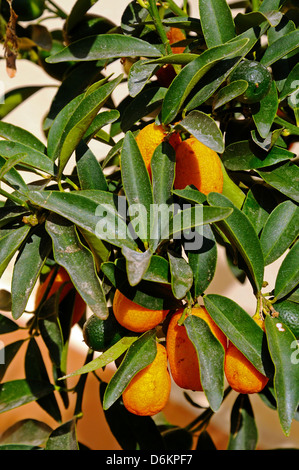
[0,0,298,450]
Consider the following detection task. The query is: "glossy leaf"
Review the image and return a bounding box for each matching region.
[25,338,62,423]
[0,141,54,176]
[274,240,299,301]
[46,34,162,63]
[280,63,299,101]
[265,315,299,436]
[121,131,153,244]
[103,330,157,410]
[207,193,264,292]
[151,142,175,207]
[45,213,108,319]
[213,79,248,110]
[75,141,108,191]
[0,419,52,447]
[47,75,122,178]
[0,156,28,193]
[128,59,160,98]
[252,80,279,139]
[168,251,193,299]
[260,201,299,266]
[199,0,236,48]
[0,379,54,414]
[235,10,282,33]
[0,225,31,277]
[65,0,102,32]
[27,190,138,250]
[172,187,206,206]
[175,110,224,153]
[260,30,299,67]
[256,162,299,203]
[160,37,248,124]
[38,297,64,368]
[242,184,276,235]
[187,224,217,297]
[227,394,258,450]
[11,225,52,320]
[222,141,294,171]
[184,315,225,411]
[220,163,246,210]
[204,294,272,376]
[45,419,78,450]
[0,121,46,153]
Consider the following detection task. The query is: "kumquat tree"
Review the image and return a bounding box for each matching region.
[0,0,298,452]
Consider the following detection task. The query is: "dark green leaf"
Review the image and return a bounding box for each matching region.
[162,427,193,450]
[187,224,217,297]
[175,110,224,153]
[227,394,258,450]
[256,162,299,203]
[260,201,299,265]
[280,63,299,101]
[204,294,272,376]
[46,34,162,63]
[65,0,102,32]
[0,121,46,153]
[45,419,78,450]
[172,187,206,205]
[25,338,62,423]
[260,30,299,67]
[0,225,31,277]
[265,315,299,436]
[0,156,28,193]
[242,184,276,235]
[38,298,64,368]
[275,240,299,301]
[161,38,248,124]
[273,300,299,339]
[0,312,18,333]
[184,315,225,411]
[213,79,248,110]
[121,131,153,244]
[222,140,294,171]
[83,109,120,143]
[0,379,54,414]
[196,430,217,450]
[199,0,236,48]
[45,213,108,319]
[252,80,279,139]
[103,330,157,410]
[75,141,108,191]
[0,419,52,447]
[128,59,159,98]
[0,141,54,176]
[168,251,193,299]
[11,226,52,320]
[207,193,264,292]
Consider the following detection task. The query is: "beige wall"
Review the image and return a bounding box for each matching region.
[0,0,298,450]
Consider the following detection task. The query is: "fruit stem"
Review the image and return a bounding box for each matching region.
[147,0,173,56]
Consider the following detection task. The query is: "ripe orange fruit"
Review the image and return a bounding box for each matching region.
[224,317,269,394]
[122,343,171,416]
[112,289,169,333]
[35,267,86,326]
[166,307,227,391]
[174,137,223,195]
[156,27,186,88]
[135,122,181,176]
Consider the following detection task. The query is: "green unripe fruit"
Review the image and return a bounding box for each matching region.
[83,313,126,352]
[229,59,272,104]
[274,300,299,339]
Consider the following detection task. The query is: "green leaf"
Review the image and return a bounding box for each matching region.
[256,162,299,203]
[0,86,43,120]
[46,34,162,63]
[0,379,54,414]
[252,80,279,139]
[199,0,236,48]
[0,419,52,447]
[121,247,152,287]
[0,225,31,277]
[128,59,160,98]
[260,30,299,67]
[0,156,28,193]
[11,226,52,320]
[187,224,217,297]
[65,0,102,32]
[260,201,299,266]
[207,193,264,292]
[45,419,78,450]
[0,312,19,333]
[184,315,225,411]
[75,141,108,191]
[0,121,46,153]
[203,294,272,376]
[274,240,299,301]
[0,141,54,176]
[99,382,165,451]
[280,63,299,101]
[160,38,248,124]
[227,394,258,450]
[265,315,299,436]
[48,75,123,178]
[27,190,138,250]
[121,131,153,244]
[45,213,108,319]
[172,187,206,206]
[242,184,276,235]
[83,109,120,143]
[103,330,157,410]
[168,251,193,300]
[25,338,62,423]
[38,297,64,368]
[0,340,24,382]
[222,140,294,171]
[175,110,224,153]
[213,79,248,110]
